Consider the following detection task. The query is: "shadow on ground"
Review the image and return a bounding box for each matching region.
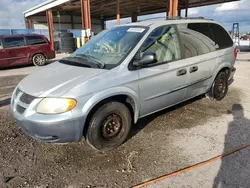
[0,98,11,108]
[213,104,250,188]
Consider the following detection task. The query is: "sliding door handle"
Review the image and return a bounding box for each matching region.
[190,66,198,73]
[177,69,187,76]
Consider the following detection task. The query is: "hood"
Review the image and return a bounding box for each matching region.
[18,61,107,97]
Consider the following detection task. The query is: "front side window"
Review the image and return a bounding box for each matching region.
[71,26,148,69]
[0,39,3,49]
[178,23,216,58]
[26,36,47,45]
[139,25,181,64]
[3,37,25,48]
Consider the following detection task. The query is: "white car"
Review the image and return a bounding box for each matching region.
[11,18,237,151]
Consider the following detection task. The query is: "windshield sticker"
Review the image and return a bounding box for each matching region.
[127,28,145,33]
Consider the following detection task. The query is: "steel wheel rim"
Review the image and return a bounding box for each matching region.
[215,74,227,96]
[101,113,124,141]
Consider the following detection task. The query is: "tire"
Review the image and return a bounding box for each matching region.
[32,54,46,66]
[58,32,73,38]
[206,71,228,101]
[86,101,132,151]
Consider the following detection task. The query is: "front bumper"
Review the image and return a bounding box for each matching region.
[13,112,85,143]
[11,89,86,143]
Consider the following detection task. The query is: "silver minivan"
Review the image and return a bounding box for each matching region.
[11,18,237,151]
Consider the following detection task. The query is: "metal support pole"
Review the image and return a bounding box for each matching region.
[131,12,138,23]
[70,14,74,29]
[178,9,181,16]
[117,0,120,25]
[46,9,54,50]
[185,0,188,17]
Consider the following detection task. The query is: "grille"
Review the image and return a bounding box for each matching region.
[13,88,36,115]
[16,104,26,114]
[19,93,35,104]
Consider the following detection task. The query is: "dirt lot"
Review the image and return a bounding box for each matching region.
[0,54,250,188]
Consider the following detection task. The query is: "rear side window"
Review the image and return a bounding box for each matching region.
[26,36,47,45]
[178,23,216,58]
[3,37,25,48]
[209,23,233,49]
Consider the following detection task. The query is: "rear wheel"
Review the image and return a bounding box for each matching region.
[206,71,228,101]
[32,54,46,66]
[86,101,132,151]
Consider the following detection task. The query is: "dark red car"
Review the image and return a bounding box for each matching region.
[0,34,55,68]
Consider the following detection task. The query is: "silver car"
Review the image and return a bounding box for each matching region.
[11,18,236,151]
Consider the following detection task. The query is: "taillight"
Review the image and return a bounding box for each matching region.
[234,47,237,59]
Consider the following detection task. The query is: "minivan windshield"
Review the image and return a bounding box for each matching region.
[70,26,148,69]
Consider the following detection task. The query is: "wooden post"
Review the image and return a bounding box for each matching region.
[80,0,85,30]
[27,18,33,29]
[185,0,189,17]
[169,0,179,17]
[46,9,54,50]
[87,0,91,30]
[83,0,89,30]
[117,0,120,25]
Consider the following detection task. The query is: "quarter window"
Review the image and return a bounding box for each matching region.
[26,36,47,46]
[0,39,3,49]
[178,23,216,58]
[3,37,25,48]
[209,23,233,49]
[140,25,181,64]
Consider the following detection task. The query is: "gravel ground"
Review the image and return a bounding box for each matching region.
[0,54,250,188]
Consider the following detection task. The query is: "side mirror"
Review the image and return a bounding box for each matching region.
[133,52,157,67]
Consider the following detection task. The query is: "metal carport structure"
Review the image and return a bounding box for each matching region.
[24,0,239,49]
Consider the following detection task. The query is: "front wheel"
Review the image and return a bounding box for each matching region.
[206,71,228,101]
[86,101,132,151]
[32,54,46,66]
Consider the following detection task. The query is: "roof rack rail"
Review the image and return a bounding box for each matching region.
[138,16,213,22]
[167,16,213,21]
[138,17,166,22]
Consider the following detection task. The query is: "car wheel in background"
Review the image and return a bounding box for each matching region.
[206,71,228,101]
[86,101,132,151]
[32,54,46,66]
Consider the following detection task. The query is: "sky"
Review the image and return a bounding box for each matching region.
[0,0,250,32]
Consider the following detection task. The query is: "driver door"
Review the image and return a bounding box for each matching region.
[136,25,190,116]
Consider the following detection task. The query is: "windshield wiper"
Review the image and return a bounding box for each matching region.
[75,54,105,69]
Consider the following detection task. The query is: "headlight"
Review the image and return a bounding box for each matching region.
[37,98,77,114]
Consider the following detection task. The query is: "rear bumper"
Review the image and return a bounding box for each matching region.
[229,67,236,85]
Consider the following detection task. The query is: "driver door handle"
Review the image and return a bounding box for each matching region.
[177,69,187,77]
